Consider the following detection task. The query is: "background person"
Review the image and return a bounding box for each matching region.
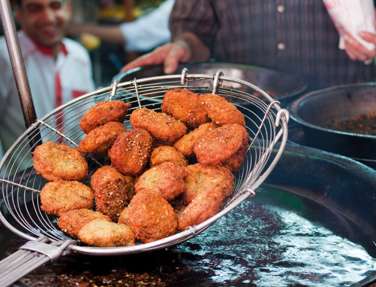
[67,0,174,53]
[124,0,376,89]
[0,0,95,155]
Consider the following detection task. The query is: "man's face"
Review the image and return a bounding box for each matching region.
[16,0,71,48]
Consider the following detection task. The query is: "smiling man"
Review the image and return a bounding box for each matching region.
[0,0,95,155]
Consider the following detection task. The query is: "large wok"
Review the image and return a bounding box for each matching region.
[2,143,376,287]
[121,62,307,104]
[289,83,376,167]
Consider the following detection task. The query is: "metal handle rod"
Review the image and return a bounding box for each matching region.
[0,238,73,287]
[0,0,37,128]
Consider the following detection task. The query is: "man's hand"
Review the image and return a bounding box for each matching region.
[122,40,192,74]
[343,31,376,62]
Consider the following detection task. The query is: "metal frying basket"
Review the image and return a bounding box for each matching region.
[0,69,289,286]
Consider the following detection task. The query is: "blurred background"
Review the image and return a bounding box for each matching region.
[70,0,166,86]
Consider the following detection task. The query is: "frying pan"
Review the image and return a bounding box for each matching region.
[289,83,376,166]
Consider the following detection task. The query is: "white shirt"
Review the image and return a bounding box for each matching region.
[0,31,95,155]
[120,0,174,52]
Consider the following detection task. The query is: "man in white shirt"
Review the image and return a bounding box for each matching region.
[67,0,174,52]
[0,0,95,155]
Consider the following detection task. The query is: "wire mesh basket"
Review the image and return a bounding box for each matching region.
[0,69,288,286]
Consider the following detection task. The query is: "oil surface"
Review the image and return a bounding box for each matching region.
[1,185,376,287]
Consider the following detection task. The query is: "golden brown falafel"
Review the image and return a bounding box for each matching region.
[109,128,153,176]
[178,188,226,231]
[91,165,134,221]
[174,122,217,157]
[58,208,111,238]
[193,124,248,165]
[118,190,177,243]
[40,181,94,216]
[78,121,126,154]
[130,108,187,144]
[135,162,187,201]
[78,219,135,247]
[162,88,208,128]
[150,145,188,167]
[33,141,88,181]
[200,94,245,126]
[80,100,130,133]
[184,164,234,204]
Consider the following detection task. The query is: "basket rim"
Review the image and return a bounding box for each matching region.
[0,71,289,255]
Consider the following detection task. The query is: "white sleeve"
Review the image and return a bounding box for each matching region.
[63,39,96,91]
[120,0,174,52]
[79,46,96,91]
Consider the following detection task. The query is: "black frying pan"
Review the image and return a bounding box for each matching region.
[289,83,376,167]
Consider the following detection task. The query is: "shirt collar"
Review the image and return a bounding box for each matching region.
[32,40,68,57]
[19,31,69,58]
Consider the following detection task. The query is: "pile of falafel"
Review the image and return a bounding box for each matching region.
[33,88,249,247]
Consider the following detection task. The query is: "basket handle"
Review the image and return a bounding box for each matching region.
[0,238,73,287]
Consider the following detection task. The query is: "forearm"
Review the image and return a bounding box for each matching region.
[174,32,210,62]
[67,24,125,45]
